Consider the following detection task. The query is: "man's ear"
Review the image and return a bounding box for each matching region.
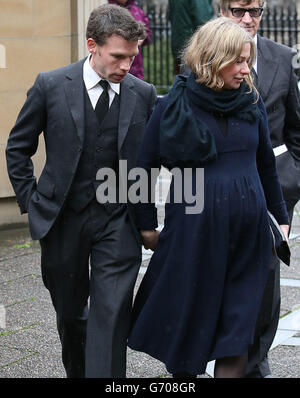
[87,38,97,55]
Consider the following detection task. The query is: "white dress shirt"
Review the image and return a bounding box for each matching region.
[253,34,258,74]
[83,55,120,109]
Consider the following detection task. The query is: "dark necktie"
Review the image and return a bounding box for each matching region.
[251,68,258,87]
[95,80,109,125]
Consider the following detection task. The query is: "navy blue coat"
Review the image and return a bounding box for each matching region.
[128,94,289,375]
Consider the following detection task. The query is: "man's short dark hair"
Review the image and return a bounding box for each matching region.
[86,4,147,46]
[220,0,265,12]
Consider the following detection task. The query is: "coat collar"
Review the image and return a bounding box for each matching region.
[118,74,137,151]
[63,59,86,144]
[256,35,280,99]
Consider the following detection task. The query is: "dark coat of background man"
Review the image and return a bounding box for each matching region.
[220,0,300,378]
[168,0,214,74]
[6,4,156,378]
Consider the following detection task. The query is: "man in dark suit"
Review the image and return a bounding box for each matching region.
[221,0,300,377]
[6,4,156,378]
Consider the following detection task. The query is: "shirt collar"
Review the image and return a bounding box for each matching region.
[253,35,258,72]
[253,34,257,47]
[83,55,120,95]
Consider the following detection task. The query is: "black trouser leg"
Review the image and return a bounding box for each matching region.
[246,255,279,378]
[85,207,141,378]
[40,202,140,378]
[56,308,88,378]
[40,204,91,378]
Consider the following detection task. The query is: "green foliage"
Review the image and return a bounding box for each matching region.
[13,242,33,249]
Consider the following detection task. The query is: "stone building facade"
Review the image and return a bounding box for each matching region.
[0,0,107,228]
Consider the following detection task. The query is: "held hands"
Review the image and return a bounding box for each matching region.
[141,230,160,251]
[141,226,290,252]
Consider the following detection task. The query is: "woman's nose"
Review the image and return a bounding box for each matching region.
[242,62,250,75]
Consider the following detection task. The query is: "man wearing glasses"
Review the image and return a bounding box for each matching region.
[220,1,300,378]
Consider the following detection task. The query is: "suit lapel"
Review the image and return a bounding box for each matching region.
[63,63,137,150]
[63,59,86,144]
[118,75,136,152]
[257,35,279,99]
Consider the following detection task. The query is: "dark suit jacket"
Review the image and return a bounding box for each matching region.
[6,59,157,241]
[257,35,300,204]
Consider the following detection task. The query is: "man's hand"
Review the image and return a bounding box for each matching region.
[140,230,160,251]
[280,224,290,243]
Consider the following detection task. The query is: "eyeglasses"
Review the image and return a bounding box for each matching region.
[229,8,264,18]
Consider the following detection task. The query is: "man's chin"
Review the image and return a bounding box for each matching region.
[243,26,256,36]
[110,74,127,83]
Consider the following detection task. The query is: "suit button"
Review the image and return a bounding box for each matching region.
[78,147,82,152]
[96,146,103,152]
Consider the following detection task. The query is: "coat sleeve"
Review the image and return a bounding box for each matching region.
[5,73,47,214]
[135,96,168,230]
[256,97,289,225]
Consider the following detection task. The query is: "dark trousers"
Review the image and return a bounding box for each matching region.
[246,203,296,377]
[40,200,141,378]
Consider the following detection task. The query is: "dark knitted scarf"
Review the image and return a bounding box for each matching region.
[159,73,261,169]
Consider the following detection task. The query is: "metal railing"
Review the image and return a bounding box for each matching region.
[136,1,299,92]
[259,6,299,47]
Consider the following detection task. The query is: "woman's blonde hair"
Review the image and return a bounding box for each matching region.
[184,17,257,94]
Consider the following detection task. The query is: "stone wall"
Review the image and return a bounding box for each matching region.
[0,0,106,228]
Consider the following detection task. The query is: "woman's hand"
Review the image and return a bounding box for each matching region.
[141,230,160,251]
[280,224,290,242]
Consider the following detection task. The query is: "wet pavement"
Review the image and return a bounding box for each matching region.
[0,202,299,381]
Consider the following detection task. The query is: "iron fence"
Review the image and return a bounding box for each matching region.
[259,6,299,47]
[136,1,300,93]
